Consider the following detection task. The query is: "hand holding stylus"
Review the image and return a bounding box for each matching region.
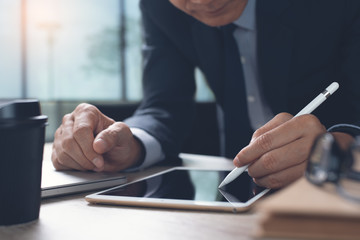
[219,82,339,189]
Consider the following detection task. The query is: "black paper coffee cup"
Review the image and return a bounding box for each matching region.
[0,99,48,226]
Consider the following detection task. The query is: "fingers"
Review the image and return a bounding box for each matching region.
[51,144,70,171]
[51,103,114,171]
[52,117,96,171]
[252,161,307,189]
[247,137,310,178]
[51,103,142,173]
[250,112,293,143]
[93,122,143,172]
[234,113,292,166]
[233,113,327,188]
[64,114,99,169]
[72,113,104,170]
[234,114,325,167]
[93,122,133,154]
[51,144,87,171]
[52,114,93,171]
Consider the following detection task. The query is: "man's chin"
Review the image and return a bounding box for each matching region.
[195,17,234,27]
[193,13,240,27]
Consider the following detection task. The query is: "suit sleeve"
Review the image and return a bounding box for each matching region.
[124,1,196,159]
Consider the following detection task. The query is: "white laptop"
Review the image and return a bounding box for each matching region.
[41,144,126,198]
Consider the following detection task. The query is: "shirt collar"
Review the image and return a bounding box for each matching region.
[233,0,256,30]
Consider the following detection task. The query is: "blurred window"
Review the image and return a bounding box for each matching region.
[0,0,214,141]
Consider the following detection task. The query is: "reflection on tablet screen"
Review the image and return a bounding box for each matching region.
[101,169,267,204]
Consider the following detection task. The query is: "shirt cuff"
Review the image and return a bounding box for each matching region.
[130,127,165,170]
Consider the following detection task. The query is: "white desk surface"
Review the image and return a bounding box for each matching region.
[0,143,262,240]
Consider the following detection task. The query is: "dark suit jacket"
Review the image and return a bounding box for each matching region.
[125,0,360,159]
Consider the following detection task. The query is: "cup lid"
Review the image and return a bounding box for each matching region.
[0,99,47,125]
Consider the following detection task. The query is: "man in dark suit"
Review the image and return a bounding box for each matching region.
[51,0,360,189]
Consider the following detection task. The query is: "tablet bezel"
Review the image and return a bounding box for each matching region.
[85,167,270,213]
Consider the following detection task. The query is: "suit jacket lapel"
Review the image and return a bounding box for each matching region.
[257,0,293,114]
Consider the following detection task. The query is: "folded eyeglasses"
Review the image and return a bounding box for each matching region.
[306,133,360,203]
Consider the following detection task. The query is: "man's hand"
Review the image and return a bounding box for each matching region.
[51,103,144,172]
[233,112,327,189]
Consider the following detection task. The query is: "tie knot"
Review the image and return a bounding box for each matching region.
[222,23,237,35]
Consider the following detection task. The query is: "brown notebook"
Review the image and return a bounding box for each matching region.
[255,178,360,240]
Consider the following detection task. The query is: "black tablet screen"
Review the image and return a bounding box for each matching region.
[101,169,267,204]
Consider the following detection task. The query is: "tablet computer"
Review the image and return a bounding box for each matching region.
[85,167,270,213]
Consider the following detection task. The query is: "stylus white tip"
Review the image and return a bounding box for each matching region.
[326,82,339,95]
[218,165,248,189]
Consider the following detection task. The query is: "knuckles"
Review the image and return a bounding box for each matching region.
[113,122,131,134]
[266,174,283,189]
[252,128,262,140]
[106,122,132,138]
[75,103,99,114]
[74,103,101,122]
[54,126,62,138]
[62,113,71,124]
[73,122,92,139]
[61,136,76,152]
[56,151,69,165]
[255,133,273,152]
[276,112,293,121]
[296,114,325,131]
[295,115,327,141]
[261,153,278,171]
